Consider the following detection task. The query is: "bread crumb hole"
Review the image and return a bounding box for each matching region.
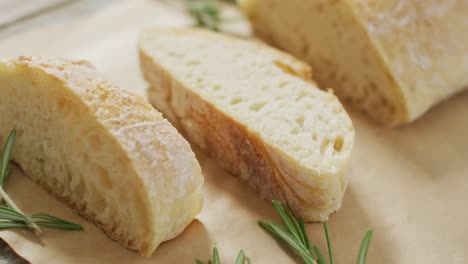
[99,90,108,100]
[187,60,200,66]
[249,102,266,111]
[296,91,307,102]
[168,51,178,57]
[333,137,344,152]
[213,85,221,91]
[312,133,318,141]
[296,116,304,128]
[230,97,242,105]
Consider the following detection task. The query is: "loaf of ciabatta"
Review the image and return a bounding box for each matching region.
[139,28,354,221]
[240,0,468,125]
[0,56,203,257]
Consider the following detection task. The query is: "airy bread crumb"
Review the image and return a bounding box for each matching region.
[0,56,204,257]
[139,28,354,221]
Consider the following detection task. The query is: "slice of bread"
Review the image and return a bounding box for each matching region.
[139,28,354,221]
[240,0,468,125]
[0,56,204,257]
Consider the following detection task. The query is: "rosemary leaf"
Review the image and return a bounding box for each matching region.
[0,206,32,223]
[284,203,307,247]
[268,221,316,264]
[0,129,15,187]
[212,247,220,264]
[187,0,221,30]
[258,220,275,234]
[298,218,312,253]
[32,214,79,225]
[312,245,326,264]
[259,220,288,244]
[34,221,83,231]
[196,248,250,264]
[260,201,374,264]
[357,230,373,264]
[235,249,245,264]
[324,222,334,264]
[260,201,318,264]
[272,201,303,244]
[0,221,28,229]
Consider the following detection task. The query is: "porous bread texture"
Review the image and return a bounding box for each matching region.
[139,28,354,221]
[240,0,468,126]
[0,56,203,257]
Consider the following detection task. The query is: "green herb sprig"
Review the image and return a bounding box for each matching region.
[196,247,251,264]
[187,0,222,30]
[196,201,373,263]
[186,0,237,30]
[259,200,373,264]
[0,129,83,233]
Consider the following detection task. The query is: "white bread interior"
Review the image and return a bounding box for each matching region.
[240,0,468,125]
[0,56,204,257]
[139,28,354,221]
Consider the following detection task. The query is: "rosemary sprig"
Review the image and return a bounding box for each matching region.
[259,200,373,264]
[187,0,221,30]
[258,205,316,264]
[235,249,250,264]
[195,247,251,264]
[357,230,373,264]
[32,214,83,230]
[0,130,41,235]
[0,129,15,186]
[186,0,237,30]
[0,129,83,233]
[196,201,372,263]
[323,222,334,264]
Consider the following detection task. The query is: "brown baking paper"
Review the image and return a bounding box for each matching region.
[0,0,467,263]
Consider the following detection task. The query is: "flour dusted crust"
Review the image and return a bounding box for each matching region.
[140,28,354,221]
[240,0,468,125]
[0,56,203,256]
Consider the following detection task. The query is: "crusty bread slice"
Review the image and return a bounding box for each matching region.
[239,0,468,126]
[0,56,203,256]
[139,28,354,221]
